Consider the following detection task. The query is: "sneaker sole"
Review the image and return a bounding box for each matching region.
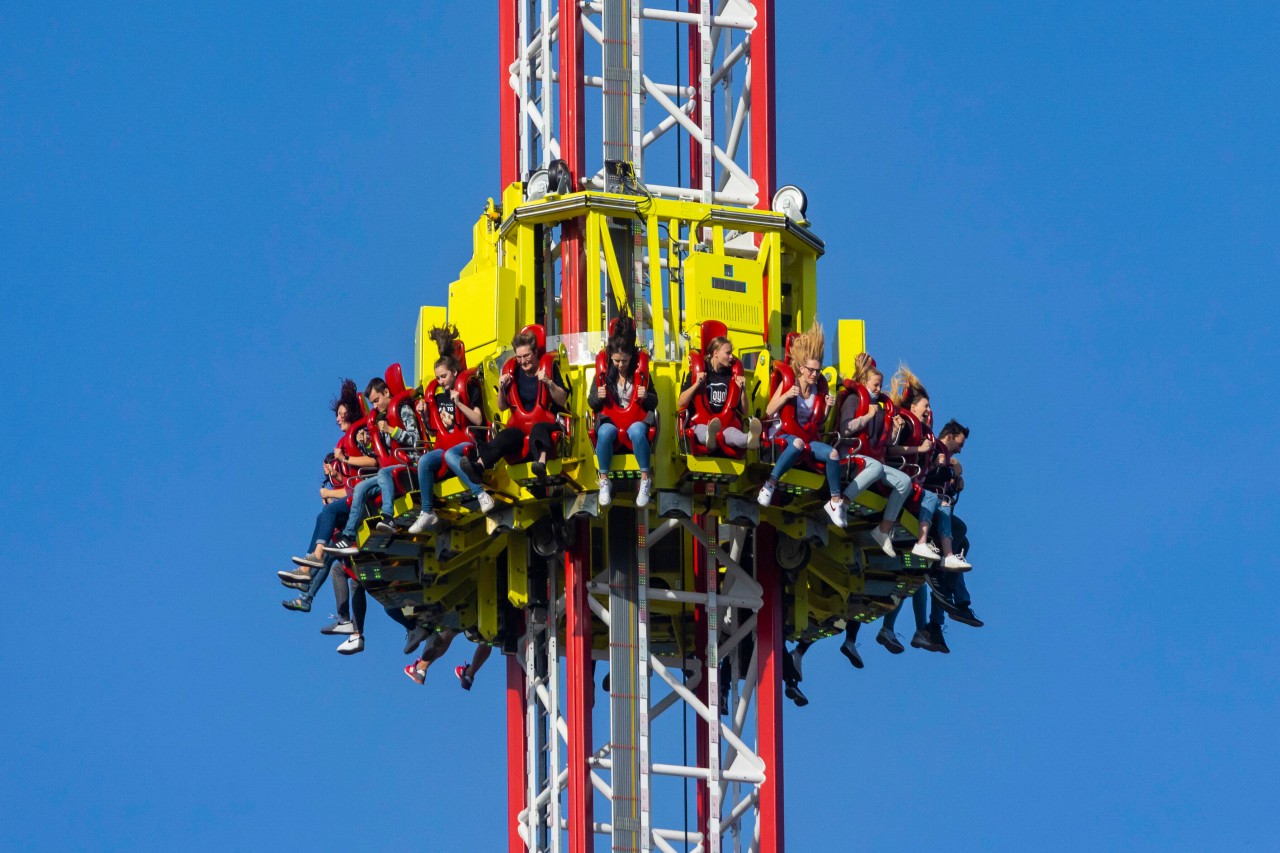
[337,644,364,656]
[784,684,809,707]
[839,644,865,669]
[875,633,905,654]
[290,556,323,568]
[322,624,356,635]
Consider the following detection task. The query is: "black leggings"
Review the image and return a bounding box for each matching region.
[477,424,559,468]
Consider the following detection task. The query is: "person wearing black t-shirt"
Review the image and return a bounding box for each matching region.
[460,329,571,491]
[676,335,762,452]
[589,317,659,507]
[410,325,489,533]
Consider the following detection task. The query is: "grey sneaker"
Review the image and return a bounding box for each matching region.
[320,618,356,635]
[477,491,495,514]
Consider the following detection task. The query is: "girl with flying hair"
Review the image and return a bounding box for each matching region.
[758,321,845,528]
[408,325,489,533]
[887,364,970,571]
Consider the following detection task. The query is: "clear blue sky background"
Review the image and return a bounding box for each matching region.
[4,3,1278,850]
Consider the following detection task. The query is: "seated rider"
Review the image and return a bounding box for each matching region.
[836,354,912,556]
[925,419,983,629]
[459,327,571,491]
[887,365,970,571]
[327,375,421,555]
[279,379,362,581]
[409,325,490,533]
[676,332,763,454]
[757,321,845,528]
[589,316,658,509]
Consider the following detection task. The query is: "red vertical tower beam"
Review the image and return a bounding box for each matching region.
[754,525,785,852]
[559,0,587,335]
[687,0,702,193]
[499,0,519,188]
[749,0,776,208]
[507,654,528,852]
[564,519,594,853]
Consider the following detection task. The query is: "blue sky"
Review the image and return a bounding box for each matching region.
[3,2,1277,850]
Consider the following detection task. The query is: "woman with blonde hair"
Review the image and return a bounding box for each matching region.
[758,322,845,528]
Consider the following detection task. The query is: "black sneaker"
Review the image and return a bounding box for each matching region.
[875,629,905,654]
[839,640,865,669]
[458,455,483,485]
[930,624,951,654]
[910,628,943,653]
[403,624,431,655]
[282,597,311,612]
[784,680,809,707]
[531,460,548,480]
[323,537,359,556]
[951,606,984,628]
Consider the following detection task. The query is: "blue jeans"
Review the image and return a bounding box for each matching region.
[883,586,927,633]
[917,490,953,540]
[841,457,910,521]
[417,442,481,502]
[308,500,350,550]
[596,421,652,471]
[301,554,340,604]
[769,434,840,496]
[342,466,401,538]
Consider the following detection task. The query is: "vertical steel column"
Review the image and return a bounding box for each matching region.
[559,0,586,334]
[704,514,722,853]
[607,507,641,851]
[602,0,631,167]
[697,0,714,204]
[691,513,711,846]
[500,0,520,187]
[565,520,594,853]
[753,525,785,853]
[636,513,652,852]
[509,654,529,852]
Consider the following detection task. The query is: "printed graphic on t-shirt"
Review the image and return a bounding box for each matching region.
[435,392,457,431]
[706,378,729,410]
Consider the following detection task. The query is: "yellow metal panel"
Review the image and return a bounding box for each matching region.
[682,250,766,342]
[476,559,498,640]
[646,214,666,358]
[415,305,448,387]
[837,319,866,379]
[447,266,518,361]
[507,532,529,608]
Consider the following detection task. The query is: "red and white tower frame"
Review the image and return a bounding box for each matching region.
[498,3,786,851]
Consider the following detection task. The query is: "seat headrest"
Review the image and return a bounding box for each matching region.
[452,340,468,372]
[520,324,547,356]
[784,332,800,360]
[384,363,407,396]
[700,320,728,352]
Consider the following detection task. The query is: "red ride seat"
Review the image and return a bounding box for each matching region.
[681,320,745,459]
[419,341,488,484]
[588,317,657,455]
[498,324,570,464]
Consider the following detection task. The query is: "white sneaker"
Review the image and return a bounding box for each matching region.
[477,491,495,514]
[706,417,722,453]
[943,553,972,571]
[598,477,612,507]
[869,527,897,558]
[757,480,776,507]
[823,497,846,529]
[911,542,941,561]
[408,511,437,534]
[336,635,365,655]
[636,477,651,508]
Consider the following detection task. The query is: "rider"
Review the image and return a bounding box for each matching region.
[757,322,845,527]
[459,327,571,492]
[588,316,658,508]
[836,355,911,556]
[409,324,490,533]
[676,334,763,453]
